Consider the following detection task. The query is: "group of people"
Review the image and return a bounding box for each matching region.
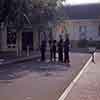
[40,35,70,64]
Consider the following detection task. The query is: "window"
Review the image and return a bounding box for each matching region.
[7,31,16,48]
[79,25,87,40]
[79,26,87,33]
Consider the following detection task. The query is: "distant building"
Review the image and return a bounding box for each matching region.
[53,4,100,47]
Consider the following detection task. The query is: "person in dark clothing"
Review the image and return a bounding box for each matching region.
[52,40,57,62]
[49,40,53,62]
[58,35,63,62]
[64,37,70,64]
[40,40,46,61]
[88,47,96,63]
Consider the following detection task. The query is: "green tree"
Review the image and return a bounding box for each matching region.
[0,0,65,55]
[0,0,65,26]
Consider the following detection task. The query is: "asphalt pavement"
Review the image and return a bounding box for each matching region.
[0,52,90,100]
[64,53,100,100]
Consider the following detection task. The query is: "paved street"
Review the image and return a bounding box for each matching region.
[65,53,100,100]
[0,53,90,100]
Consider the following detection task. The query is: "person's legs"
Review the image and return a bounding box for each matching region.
[92,52,95,63]
[54,51,56,62]
[58,49,63,62]
[59,53,61,62]
[41,52,43,61]
[50,50,52,62]
[64,52,70,63]
[60,50,63,62]
[67,53,70,63]
[42,51,45,61]
[58,51,60,62]
[41,51,44,61]
[44,51,46,61]
[64,52,66,63]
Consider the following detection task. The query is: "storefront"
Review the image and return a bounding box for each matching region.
[0,23,53,52]
[0,24,35,52]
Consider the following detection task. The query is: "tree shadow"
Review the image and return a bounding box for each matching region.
[0,61,69,82]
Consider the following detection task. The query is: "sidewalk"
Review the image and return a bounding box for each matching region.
[0,48,90,66]
[59,53,100,100]
[0,51,41,65]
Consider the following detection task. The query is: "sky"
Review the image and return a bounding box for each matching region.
[63,0,100,5]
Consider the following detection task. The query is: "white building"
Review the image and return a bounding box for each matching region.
[53,4,100,47]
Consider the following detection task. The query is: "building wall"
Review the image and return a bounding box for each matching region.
[53,23,69,41]
[0,24,40,52]
[53,19,100,47]
[0,25,51,52]
[0,23,8,51]
[54,19,100,40]
[68,19,100,41]
[1,19,100,51]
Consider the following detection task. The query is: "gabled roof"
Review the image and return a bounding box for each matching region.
[64,3,100,19]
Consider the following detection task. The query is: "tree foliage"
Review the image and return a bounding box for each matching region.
[0,0,65,31]
[0,0,12,23]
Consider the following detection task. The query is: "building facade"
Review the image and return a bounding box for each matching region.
[53,4,100,48]
[0,23,53,52]
[53,19,100,41]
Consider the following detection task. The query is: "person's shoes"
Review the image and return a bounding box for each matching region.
[92,59,95,64]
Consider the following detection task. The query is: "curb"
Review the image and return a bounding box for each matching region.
[0,55,40,66]
[58,55,92,100]
[0,53,50,66]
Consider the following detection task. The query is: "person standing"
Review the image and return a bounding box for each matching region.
[49,40,53,62]
[58,35,63,62]
[40,40,46,61]
[64,36,70,64]
[52,40,57,62]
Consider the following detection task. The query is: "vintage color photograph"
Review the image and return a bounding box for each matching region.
[0,0,100,100]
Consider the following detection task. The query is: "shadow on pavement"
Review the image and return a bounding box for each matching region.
[0,60,69,82]
[0,52,91,84]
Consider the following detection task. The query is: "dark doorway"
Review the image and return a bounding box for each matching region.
[22,32,33,50]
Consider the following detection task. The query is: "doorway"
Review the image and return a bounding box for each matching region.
[22,32,33,50]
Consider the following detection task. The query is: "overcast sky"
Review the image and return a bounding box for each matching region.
[63,0,100,5]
